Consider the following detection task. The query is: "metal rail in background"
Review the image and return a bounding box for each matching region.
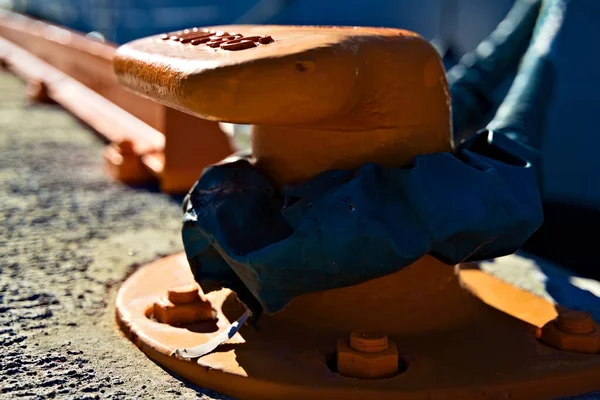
[0,10,233,193]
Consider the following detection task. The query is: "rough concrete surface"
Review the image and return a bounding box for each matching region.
[0,72,227,399]
[1,71,599,399]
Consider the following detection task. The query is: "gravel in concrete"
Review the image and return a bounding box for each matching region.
[0,72,227,399]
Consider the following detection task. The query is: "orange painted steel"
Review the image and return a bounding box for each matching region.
[0,11,233,192]
[337,330,399,379]
[152,282,216,326]
[114,25,452,187]
[111,24,600,398]
[540,311,600,354]
[116,253,600,400]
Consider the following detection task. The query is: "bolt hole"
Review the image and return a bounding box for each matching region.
[398,354,412,370]
[144,306,159,323]
[325,351,339,374]
[325,351,409,378]
[349,204,355,211]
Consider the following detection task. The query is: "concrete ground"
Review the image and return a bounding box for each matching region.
[1,70,599,399]
[0,72,227,399]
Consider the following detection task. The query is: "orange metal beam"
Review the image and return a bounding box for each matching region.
[0,11,233,192]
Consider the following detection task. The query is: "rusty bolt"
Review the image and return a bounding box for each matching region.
[168,283,201,304]
[350,330,389,352]
[153,283,215,326]
[540,310,600,354]
[556,310,596,334]
[337,330,399,379]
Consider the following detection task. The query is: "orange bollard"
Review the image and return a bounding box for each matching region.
[112,25,600,400]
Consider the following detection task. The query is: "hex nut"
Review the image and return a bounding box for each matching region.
[556,310,596,334]
[540,317,600,354]
[350,329,389,353]
[153,284,215,326]
[337,330,399,379]
[167,283,201,304]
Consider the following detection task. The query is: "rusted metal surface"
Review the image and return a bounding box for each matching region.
[0,11,233,193]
